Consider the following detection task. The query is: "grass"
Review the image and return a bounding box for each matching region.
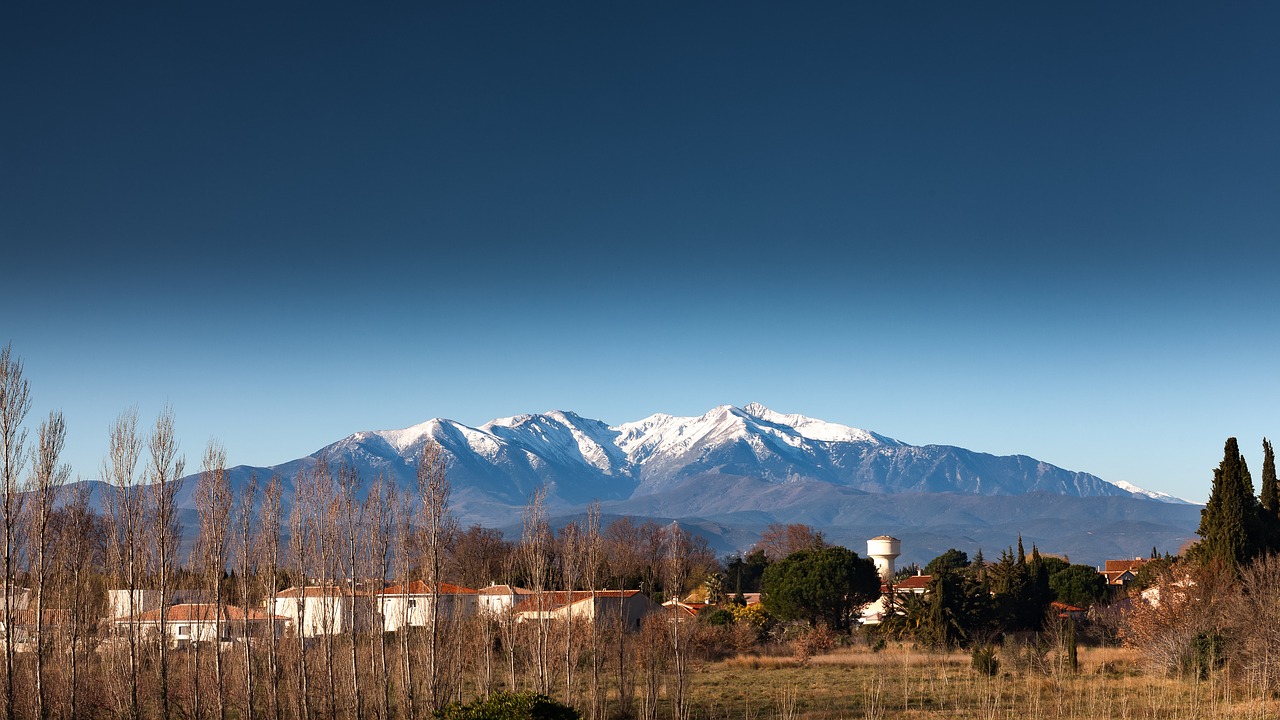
[672,644,1280,719]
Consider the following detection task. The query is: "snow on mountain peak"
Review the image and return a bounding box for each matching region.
[740,403,891,445]
[373,419,444,453]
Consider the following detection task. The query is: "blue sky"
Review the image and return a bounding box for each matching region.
[3,2,1278,501]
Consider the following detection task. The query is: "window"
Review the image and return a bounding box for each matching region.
[177,625,189,637]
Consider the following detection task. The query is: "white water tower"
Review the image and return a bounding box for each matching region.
[867,535,901,583]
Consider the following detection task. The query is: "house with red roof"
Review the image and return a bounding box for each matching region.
[272,585,376,638]
[115,603,286,646]
[513,590,658,630]
[375,581,478,632]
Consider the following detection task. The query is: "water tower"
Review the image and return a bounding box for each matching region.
[867,535,901,583]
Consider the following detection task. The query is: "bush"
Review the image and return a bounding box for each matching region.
[971,645,999,676]
[436,691,580,720]
[700,607,735,626]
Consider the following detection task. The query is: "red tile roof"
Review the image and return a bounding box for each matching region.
[118,603,285,623]
[893,574,933,591]
[477,584,534,596]
[377,581,477,596]
[1104,559,1150,573]
[274,585,371,599]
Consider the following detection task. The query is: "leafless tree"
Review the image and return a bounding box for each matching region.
[29,410,69,720]
[366,475,397,720]
[582,504,604,719]
[258,474,284,720]
[0,344,30,720]
[417,439,455,713]
[521,486,552,695]
[236,475,259,720]
[306,457,338,720]
[147,406,185,720]
[337,462,363,720]
[665,523,694,720]
[287,471,314,720]
[103,408,145,720]
[59,482,99,719]
[559,521,582,704]
[197,439,233,720]
[752,522,826,562]
[393,508,416,720]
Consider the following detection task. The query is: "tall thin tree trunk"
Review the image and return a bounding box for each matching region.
[147,406,185,720]
[30,410,67,720]
[104,409,144,720]
[0,345,31,720]
[417,440,454,713]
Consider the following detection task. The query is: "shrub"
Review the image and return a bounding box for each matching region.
[971,644,999,676]
[436,691,580,720]
[700,608,735,626]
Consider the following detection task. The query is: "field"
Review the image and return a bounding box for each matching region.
[668,645,1277,720]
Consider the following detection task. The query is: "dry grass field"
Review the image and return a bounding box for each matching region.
[669,645,1278,720]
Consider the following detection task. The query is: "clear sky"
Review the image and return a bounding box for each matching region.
[4,2,1278,502]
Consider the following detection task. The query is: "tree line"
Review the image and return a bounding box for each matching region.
[0,345,753,720]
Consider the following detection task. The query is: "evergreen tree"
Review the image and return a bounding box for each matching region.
[1195,437,1262,568]
[1260,438,1277,515]
[1261,438,1279,550]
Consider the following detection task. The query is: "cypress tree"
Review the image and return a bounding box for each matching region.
[1195,437,1261,568]
[1260,439,1279,552]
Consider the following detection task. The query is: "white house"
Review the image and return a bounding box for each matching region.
[860,572,931,625]
[272,585,375,638]
[115,603,286,646]
[375,581,478,632]
[108,589,160,620]
[476,584,534,615]
[513,590,658,630]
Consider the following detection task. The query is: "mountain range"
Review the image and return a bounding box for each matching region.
[97,403,1199,567]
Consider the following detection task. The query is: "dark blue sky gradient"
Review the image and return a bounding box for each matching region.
[4,2,1279,501]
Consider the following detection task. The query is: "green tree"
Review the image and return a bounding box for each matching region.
[724,549,770,594]
[761,546,880,631]
[1194,437,1261,568]
[1049,564,1109,608]
[1261,438,1277,515]
[924,548,969,576]
[1260,438,1279,550]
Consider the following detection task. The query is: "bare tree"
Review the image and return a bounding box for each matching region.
[337,462,364,720]
[582,504,603,720]
[29,410,69,720]
[665,523,694,720]
[520,486,552,695]
[147,406,185,720]
[258,474,284,720]
[236,475,259,720]
[417,439,455,713]
[104,409,145,720]
[393,509,415,720]
[559,521,582,704]
[60,482,99,719]
[0,344,30,720]
[287,471,314,720]
[366,475,398,720]
[306,457,338,720]
[197,440,233,720]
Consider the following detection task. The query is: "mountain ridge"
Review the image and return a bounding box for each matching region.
[73,403,1195,567]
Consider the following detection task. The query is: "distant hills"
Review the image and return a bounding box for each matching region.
[78,403,1200,567]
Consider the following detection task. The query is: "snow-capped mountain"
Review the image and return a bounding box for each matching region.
[150,403,1200,565]
[186,403,1180,513]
